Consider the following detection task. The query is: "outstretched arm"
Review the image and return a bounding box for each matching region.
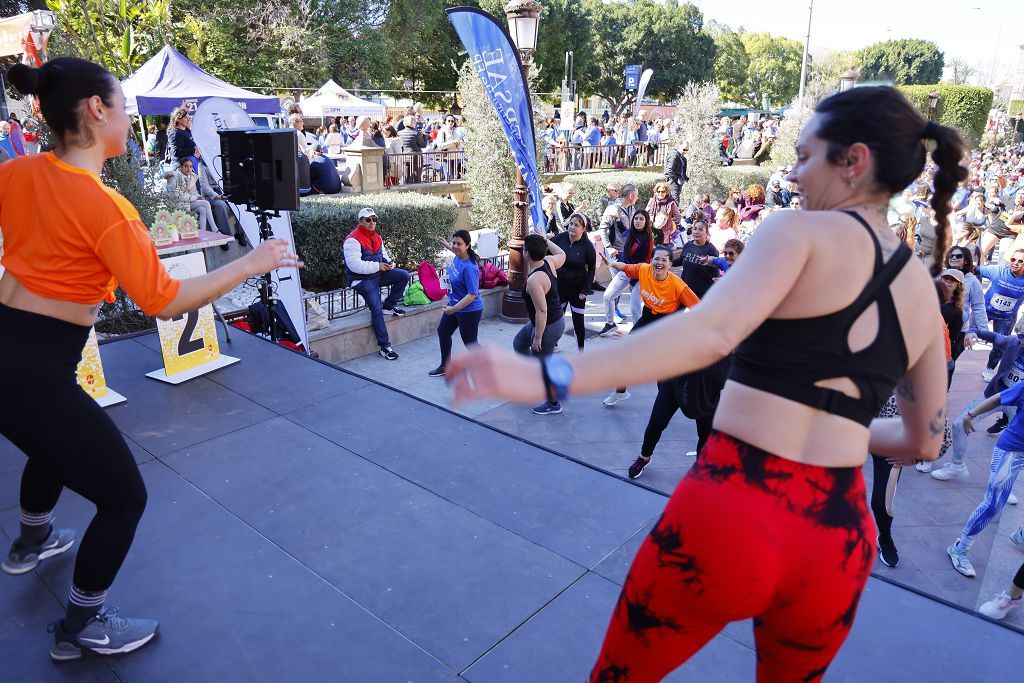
[447,214,810,403]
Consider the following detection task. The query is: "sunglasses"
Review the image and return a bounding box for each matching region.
[948,253,965,260]
[362,216,377,223]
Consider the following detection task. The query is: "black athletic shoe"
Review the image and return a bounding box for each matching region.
[598,323,618,337]
[383,306,406,317]
[987,414,1009,434]
[878,535,899,568]
[428,365,445,377]
[627,456,650,480]
[591,282,606,292]
[379,346,399,361]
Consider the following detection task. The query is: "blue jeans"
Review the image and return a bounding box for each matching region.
[352,268,409,348]
[988,317,1014,369]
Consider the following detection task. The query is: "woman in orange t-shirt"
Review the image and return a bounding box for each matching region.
[0,58,299,662]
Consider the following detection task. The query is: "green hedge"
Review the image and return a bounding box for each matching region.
[900,85,994,147]
[713,166,772,194]
[559,171,664,226]
[561,167,775,225]
[292,192,459,291]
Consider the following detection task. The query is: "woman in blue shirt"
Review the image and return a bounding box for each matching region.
[430,230,484,377]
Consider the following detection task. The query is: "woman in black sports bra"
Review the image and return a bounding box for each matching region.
[447,87,965,682]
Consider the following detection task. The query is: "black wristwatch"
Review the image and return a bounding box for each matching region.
[540,355,574,403]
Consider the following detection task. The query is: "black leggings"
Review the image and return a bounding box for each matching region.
[1015,561,1024,590]
[869,454,901,543]
[641,379,714,459]
[0,304,147,592]
[437,308,482,365]
[558,279,588,350]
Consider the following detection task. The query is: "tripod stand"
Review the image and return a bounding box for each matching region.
[247,204,285,343]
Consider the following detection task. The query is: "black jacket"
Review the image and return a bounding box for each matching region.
[167,127,196,162]
[664,151,688,185]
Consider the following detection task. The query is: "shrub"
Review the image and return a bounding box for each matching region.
[900,85,994,147]
[1011,100,1024,117]
[713,166,772,195]
[292,192,459,292]
[672,82,723,197]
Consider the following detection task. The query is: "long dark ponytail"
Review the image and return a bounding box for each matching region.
[815,86,967,274]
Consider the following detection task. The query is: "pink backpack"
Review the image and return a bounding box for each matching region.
[417,261,448,301]
[479,261,509,288]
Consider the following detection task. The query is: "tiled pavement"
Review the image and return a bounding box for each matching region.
[341,292,1024,631]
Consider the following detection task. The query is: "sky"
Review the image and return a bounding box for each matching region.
[691,0,1024,86]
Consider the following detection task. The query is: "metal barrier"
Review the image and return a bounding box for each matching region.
[543,142,669,173]
[304,252,509,322]
[384,150,466,186]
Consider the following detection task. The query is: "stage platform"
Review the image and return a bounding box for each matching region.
[1,329,1020,682]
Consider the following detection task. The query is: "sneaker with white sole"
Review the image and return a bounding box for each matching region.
[427,365,445,377]
[878,535,899,568]
[979,591,1022,620]
[947,542,977,577]
[383,306,406,317]
[1010,492,1019,506]
[379,346,399,361]
[598,323,618,338]
[603,390,631,407]
[49,608,159,661]
[2,526,76,576]
[982,367,995,383]
[1011,528,1024,548]
[627,456,650,480]
[915,461,933,473]
[931,462,969,481]
[532,401,562,415]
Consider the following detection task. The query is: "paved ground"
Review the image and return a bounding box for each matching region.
[1,329,1020,682]
[340,289,1024,631]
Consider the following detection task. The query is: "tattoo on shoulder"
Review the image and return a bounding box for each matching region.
[88,304,99,316]
[895,376,915,401]
[929,408,945,437]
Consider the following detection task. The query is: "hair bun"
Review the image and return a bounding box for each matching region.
[6,64,43,96]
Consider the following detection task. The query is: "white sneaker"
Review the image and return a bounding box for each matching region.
[947,541,977,577]
[979,591,1021,620]
[915,461,933,473]
[931,463,969,481]
[1010,492,1019,506]
[603,390,631,407]
[982,367,995,383]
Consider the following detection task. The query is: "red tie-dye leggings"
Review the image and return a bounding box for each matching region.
[591,431,876,682]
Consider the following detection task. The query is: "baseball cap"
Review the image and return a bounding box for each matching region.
[357,207,377,219]
[939,268,964,284]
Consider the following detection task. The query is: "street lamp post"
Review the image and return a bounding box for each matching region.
[501,0,542,323]
[839,68,858,93]
[928,90,940,121]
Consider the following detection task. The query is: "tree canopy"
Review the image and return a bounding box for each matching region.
[739,32,803,110]
[858,38,944,85]
[711,26,749,104]
[581,0,714,115]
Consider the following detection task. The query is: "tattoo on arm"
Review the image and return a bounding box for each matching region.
[895,376,916,401]
[88,305,99,316]
[929,408,945,437]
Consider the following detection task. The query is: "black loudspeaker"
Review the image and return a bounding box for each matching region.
[250,129,299,212]
[219,128,256,205]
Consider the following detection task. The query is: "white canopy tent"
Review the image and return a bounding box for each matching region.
[299,80,385,119]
